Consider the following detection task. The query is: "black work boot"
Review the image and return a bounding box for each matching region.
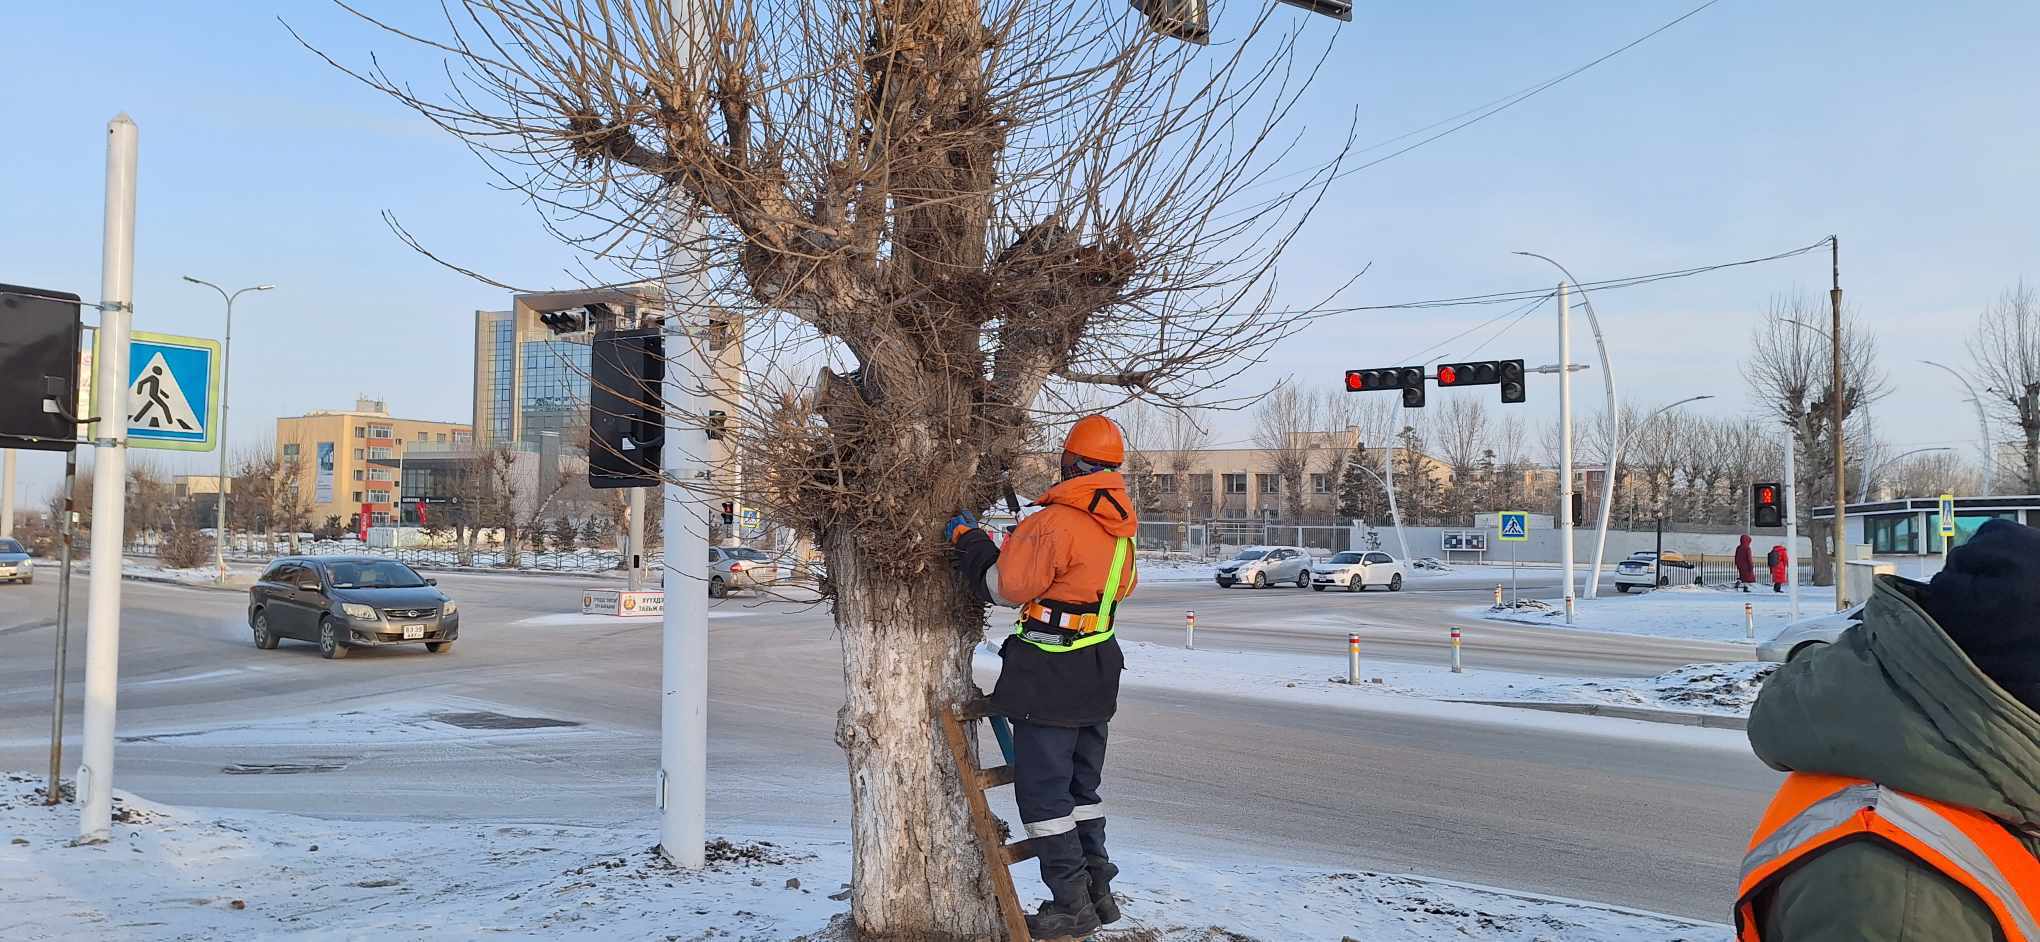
[1025,894,1102,940]
[1084,856,1121,924]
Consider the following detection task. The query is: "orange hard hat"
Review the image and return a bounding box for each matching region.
[1063,415,1124,467]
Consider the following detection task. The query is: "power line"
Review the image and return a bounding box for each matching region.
[1399,292,1552,365]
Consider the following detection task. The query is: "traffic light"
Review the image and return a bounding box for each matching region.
[588,328,664,489]
[1752,482,1783,528]
[1276,0,1353,20]
[1435,359,1528,405]
[1343,366,1425,408]
[721,500,736,527]
[1569,489,1585,525]
[1130,0,1210,44]
[538,308,586,335]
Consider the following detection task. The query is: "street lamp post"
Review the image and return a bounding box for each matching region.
[182,277,273,584]
[1859,447,1953,503]
[1920,360,1995,494]
[1342,450,1410,564]
[1512,253,1623,600]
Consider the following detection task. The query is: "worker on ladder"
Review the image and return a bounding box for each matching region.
[950,415,1139,939]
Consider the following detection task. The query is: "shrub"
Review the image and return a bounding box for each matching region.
[159,528,214,569]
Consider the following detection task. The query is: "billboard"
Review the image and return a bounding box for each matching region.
[315,442,335,502]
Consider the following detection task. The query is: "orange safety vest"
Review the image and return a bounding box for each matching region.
[1735,772,2040,942]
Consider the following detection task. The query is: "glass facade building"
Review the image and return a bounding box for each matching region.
[474,291,653,453]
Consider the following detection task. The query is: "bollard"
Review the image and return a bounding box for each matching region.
[1450,627,1463,673]
[1745,602,1755,641]
[1186,610,1196,650]
[1493,585,1503,608]
[1347,633,1361,685]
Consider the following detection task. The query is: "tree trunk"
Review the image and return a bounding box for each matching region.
[828,531,1004,941]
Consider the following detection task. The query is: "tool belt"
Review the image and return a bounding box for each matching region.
[1018,599,1108,648]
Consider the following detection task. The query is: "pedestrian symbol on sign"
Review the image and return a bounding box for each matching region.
[1498,511,1529,542]
[102,331,221,451]
[129,355,199,431]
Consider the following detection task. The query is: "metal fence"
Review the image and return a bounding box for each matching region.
[1134,520,1353,557]
[125,538,629,574]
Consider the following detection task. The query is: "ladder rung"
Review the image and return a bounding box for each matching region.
[976,765,1015,790]
[1004,837,1040,865]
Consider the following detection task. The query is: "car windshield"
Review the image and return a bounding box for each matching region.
[723,547,771,562]
[1327,552,1364,564]
[326,560,428,589]
[1232,550,1267,560]
[0,539,22,554]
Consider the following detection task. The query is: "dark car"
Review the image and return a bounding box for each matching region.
[247,556,460,659]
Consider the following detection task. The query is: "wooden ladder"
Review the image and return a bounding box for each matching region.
[937,699,1051,942]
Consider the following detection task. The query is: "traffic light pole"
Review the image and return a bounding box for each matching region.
[1556,283,1576,625]
[626,486,646,591]
[1,449,14,539]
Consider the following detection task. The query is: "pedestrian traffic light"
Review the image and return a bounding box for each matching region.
[721,500,736,527]
[1569,489,1585,525]
[1434,359,1528,404]
[1753,482,1783,528]
[588,328,664,489]
[1344,366,1425,407]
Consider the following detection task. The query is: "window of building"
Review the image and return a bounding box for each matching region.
[282,443,299,459]
[1311,473,1331,494]
[353,469,364,481]
[367,447,394,460]
[351,490,364,503]
[1257,473,1280,495]
[436,432,447,443]
[1223,473,1248,495]
[353,448,365,461]
[1866,515,1917,555]
[368,425,393,439]
[368,469,395,482]
[1191,475,1213,495]
[454,430,472,444]
[354,427,366,438]
[519,339,593,449]
[371,512,392,527]
[1155,474,1178,494]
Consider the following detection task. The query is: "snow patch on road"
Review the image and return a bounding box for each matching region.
[0,772,1726,941]
[510,610,755,628]
[1470,584,1794,643]
[1513,662,1779,716]
[112,697,595,748]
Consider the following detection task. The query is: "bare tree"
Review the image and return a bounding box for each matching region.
[1491,413,1529,510]
[1434,397,1489,522]
[315,2,1346,933]
[1161,407,1210,521]
[1250,386,1320,520]
[1716,417,1782,530]
[1968,281,2040,491]
[1743,295,1890,585]
[1394,423,1439,525]
[1890,450,1984,499]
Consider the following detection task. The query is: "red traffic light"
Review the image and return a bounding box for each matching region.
[1757,486,1776,506]
[1345,370,1365,391]
[1437,365,1457,386]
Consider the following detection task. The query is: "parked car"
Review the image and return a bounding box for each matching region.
[1614,550,1700,593]
[248,556,459,659]
[0,538,31,585]
[1310,550,1405,593]
[709,546,780,599]
[1214,546,1313,589]
[1756,604,1866,663]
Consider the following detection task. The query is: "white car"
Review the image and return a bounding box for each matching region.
[1614,550,1700,593]
[1757,604,1865,663]
[1214,546,1314,589]
[1310,550,1405,593]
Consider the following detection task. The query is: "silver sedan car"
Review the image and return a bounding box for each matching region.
[1214,546,1314,589]
[1756,604,1865,663]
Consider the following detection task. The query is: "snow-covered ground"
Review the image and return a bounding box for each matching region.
[0,771,1727,941]
[1468,584,1802,643]
[979,638,1772,722]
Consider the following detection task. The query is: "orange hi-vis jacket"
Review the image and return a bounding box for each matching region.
[995,470,1139,614]
[1736,772,2040,941]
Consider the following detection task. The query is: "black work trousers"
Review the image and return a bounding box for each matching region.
[1010,720,1110,903]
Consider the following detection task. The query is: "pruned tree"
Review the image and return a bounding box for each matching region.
[1435,397,1489,522]
[1743,295,1889,585]
[1889,450,1984,499]
[1394,424,1438,525]
[1968,281,2040,491]
[1491,413,1529,511]
[1161,406,1210,523]
[314,2,1346,935]
[1250,386,1319,520]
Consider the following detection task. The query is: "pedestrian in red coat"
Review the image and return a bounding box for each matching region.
[1767,544,1789,593]
[1734,534,1756,592]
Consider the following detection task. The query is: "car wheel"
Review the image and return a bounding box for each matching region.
[1296,571,1311,589]
[251,610,279,650]
[319,618,349,660]
[709,576,729,599]
[1388,573,1403,592]
[1252,572,1267,589]
[1616,584,1631,594]
[426,641,453,654]
[1346,575,1363,593]
[1311,584,1325,592]
[1657,575,1669,587]
[1787,641,1829,662]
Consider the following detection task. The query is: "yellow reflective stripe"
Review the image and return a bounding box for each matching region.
[1095,537,1132,633]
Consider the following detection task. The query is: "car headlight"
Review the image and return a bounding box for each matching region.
[341,603,379,620]
[440,600,458,616]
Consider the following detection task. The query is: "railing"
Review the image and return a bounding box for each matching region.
[125,538,632,574]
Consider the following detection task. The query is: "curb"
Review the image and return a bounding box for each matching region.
[1453,699,1748,730]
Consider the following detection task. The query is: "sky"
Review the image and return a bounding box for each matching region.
[5,0,2036,503]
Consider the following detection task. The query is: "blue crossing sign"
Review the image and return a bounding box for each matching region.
[116,331,221,451]
[1498,511,1529,542]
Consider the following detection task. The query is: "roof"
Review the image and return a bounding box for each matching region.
[1810,495,2040,519]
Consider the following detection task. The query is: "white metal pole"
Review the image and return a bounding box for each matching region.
[1919,360,1994,494]
[1557,283,1576,624]
[627,486,646,591]
[79,113,138,842]
[215,292,232,580]
[1513,255,1621,600]
[0,448,15,538]
[1379,446,1411,564]
[1783,418,1801,622]
[660,315,710,868]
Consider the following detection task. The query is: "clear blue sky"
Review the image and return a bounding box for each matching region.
[6,1,2035,499]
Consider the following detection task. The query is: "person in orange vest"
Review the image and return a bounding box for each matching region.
[1737,519,2040,940]
[949,415,1138,939]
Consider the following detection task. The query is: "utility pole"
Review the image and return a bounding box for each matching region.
[1557,283,1576,624]
[1828,237,1847,611]
[79,113,138,842]
[627,486,646,590]
[660,307,711,868]
[1783,416,1801,622]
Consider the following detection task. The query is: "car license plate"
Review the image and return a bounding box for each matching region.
[402,624,426,640]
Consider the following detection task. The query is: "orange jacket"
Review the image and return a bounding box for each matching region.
[1736,771,2040,941]
[996,471,1139,607]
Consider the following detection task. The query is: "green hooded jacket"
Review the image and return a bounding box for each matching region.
[1744,575,2040,940]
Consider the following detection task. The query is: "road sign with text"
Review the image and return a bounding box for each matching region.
[1498,511,1529,542]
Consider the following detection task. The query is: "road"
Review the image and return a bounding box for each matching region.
[0,566,1775,922]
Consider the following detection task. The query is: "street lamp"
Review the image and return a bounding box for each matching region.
[1860,446,1953,503]
[182,276,274,584]
[1513,252,1623,599]
[1340,451,1410,564]
[1920,360,1995,494]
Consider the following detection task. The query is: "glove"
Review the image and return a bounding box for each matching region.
[952,526,999,606]
[945,510,981,544]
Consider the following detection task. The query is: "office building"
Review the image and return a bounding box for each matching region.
[474,287,663,451]
[275,399,471,529]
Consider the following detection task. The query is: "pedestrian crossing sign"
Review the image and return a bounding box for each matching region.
[116,331,220,451]
[1498,511,1529,542]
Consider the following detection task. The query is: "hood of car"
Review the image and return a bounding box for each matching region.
[329,586,448,608]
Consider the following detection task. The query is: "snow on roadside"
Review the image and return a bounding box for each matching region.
[1513,662,1779,716]
[1469,584,1792,643]
[0,772,1726,941]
